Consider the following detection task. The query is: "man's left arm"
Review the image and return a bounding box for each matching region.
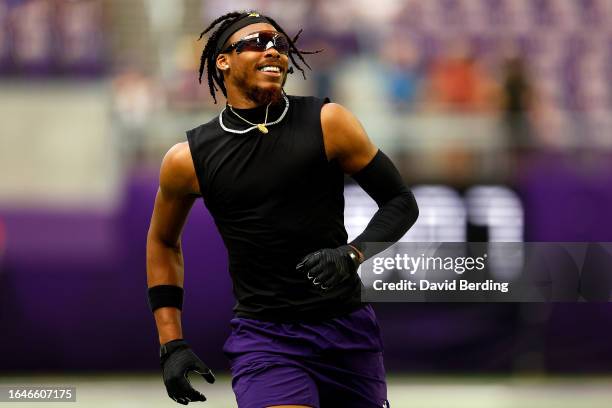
[296,103,419,290]
[321,102,419,260]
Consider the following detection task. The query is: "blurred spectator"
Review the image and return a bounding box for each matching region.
[111,68,160,162]
[501,56,533,152]
[305,37,339,100]
[299,31,358,100]
[0,2,9,72]
[9,0,54,74]
[56,0,105,75]
[424,38,499,112]
[165,35,216,110]
[380,34,424,112]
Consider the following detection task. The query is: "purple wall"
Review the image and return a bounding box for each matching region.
[0,169,234,372]
[518,152,612,241]
[1,156,612,373]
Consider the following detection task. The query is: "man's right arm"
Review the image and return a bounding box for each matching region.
[147,142,215,405]
[146,141,200,344]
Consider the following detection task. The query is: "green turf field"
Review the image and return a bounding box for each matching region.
[1,374,611,407]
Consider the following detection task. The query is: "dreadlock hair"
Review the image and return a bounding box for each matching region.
[197,11,322,104]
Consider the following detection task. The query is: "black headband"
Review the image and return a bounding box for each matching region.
[214,13,273,56]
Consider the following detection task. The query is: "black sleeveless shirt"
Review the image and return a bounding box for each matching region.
[186,95,362,321]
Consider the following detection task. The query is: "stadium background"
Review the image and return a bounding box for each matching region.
[0,0,611,406]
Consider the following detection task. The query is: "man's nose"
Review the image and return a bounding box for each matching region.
[264,46,281,58]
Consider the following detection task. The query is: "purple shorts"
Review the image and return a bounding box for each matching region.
[223,305,389,408]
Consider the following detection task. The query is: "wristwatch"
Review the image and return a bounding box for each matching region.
[347,247,361,270]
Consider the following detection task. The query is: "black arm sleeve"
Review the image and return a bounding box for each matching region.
[349,150,419,260]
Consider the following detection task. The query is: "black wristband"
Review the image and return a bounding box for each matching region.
[147,285,184,312]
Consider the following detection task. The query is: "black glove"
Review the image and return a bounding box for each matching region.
[160,339,215,405]
[296,245,361,290]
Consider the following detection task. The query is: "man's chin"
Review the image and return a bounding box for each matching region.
[246,83,283,106]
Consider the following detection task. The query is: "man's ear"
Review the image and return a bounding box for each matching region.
[216,54,230,71]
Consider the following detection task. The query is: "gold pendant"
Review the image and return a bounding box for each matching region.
[257,124,269,134]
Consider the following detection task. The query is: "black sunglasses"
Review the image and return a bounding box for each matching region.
[221,30,290,55]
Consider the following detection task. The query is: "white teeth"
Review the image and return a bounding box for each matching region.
[259,66,280,72]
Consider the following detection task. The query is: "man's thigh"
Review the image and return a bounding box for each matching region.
[225,305,388,407]
[308,350,389,408]
[229,352,388,408]
[231,358,320,408]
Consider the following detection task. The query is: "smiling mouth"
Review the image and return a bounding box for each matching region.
[257,65,282,77]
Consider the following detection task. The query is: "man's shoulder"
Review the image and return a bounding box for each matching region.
[163,142,193,171]
[320,101,352,128]
[160,141,199,195]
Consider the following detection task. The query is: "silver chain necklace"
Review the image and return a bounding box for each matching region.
[219,94,289,134]
[230,101,270,133]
